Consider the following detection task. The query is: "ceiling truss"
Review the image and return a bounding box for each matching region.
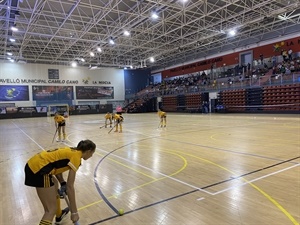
[0,0,299,71]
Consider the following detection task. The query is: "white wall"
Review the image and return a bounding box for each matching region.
[0,62,125,106]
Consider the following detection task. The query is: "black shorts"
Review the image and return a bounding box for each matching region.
[58,122,66,127]
[24,163,54,188]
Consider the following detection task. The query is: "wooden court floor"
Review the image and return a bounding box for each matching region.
[0,113,299,225]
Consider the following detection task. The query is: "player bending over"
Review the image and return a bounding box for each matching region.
[114,113,124,133]
[24,140,96,225]
[158,109,167,127]
[104,112,113,128]
[54,112,66,142]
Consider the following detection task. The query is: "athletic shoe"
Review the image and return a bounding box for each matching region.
[55,207,69,224]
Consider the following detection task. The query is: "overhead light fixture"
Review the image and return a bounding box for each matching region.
[90,52,95,57]
[97,47,102,52]
[278,15,287,20]
[109,38,115,45]
[228,29,236,36]
[7,52,13,56]
[80,58,85,62]
[149,57,155,63]
[89,66,98,70]
[11,26,18,32]
[124,30,130,36]
[151,12,159,19]
[71,62,77,67]
[9,38,16,42]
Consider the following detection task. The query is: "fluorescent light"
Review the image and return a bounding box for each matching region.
[71,62,77,67]
[11,26,18,31]
[7,52,13,56]
[89,66,98,70]
[9,38,16,42]
[151,12,158,19]
[278,15,287,20]
[90,52,95,57]
[228,29,236,36]
[109,39,115,45]
[97,47,102,52]
[124,30,130,36]
[150,57,155,62]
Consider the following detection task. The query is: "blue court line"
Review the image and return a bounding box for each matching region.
[91,139,299,225]
[93,137,154,216]
[159,137,299,164]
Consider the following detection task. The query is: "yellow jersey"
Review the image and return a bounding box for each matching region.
[27,147,82,175]
[114,113,124,122]
[158,111,166,118]
[105,113,112,119]
[54,114,65,123]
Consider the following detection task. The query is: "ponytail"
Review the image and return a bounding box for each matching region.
[76,140,96,152]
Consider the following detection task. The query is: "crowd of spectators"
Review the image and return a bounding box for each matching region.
[132,55,300,99]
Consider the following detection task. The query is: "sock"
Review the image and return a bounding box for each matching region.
[39,220,52,225]
[56,195,62,217]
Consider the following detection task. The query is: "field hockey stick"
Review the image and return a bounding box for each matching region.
[52,127,58,143]
[99,124,106,129]
[108,123,117,134]
[63,192,80,225]
[158,120,162,128]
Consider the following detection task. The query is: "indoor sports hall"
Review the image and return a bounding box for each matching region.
[0,112,299,225]
[0,0,300,225]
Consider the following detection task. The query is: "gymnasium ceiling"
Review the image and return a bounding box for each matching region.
[0,0,300,72]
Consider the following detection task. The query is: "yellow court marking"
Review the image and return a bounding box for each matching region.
[78,149,188,211]
[67,135,299,225]
[169,150,299,225]
[94,151,156,179]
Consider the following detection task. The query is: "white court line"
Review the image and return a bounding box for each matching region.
[12,121,45,150]
[66,132,213,195]
[14,121,299,201]
[200,163,300,198]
